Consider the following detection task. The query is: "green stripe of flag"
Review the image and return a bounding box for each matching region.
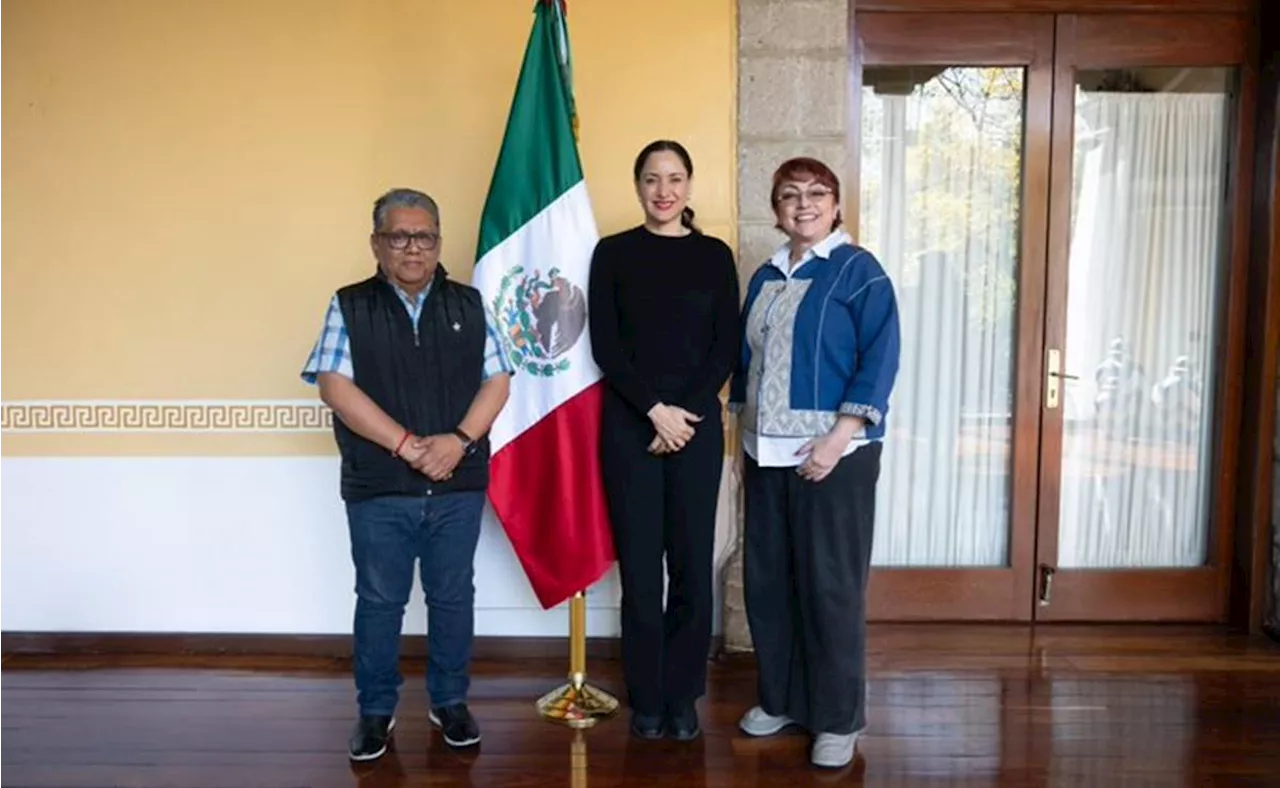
[476,1,583,262]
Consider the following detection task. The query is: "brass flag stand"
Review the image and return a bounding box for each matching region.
[535,591,619,727]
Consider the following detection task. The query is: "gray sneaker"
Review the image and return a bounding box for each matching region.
[738,706,794,737]
[811,730,861,768]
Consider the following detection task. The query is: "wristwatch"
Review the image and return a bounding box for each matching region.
[453,428,477,455]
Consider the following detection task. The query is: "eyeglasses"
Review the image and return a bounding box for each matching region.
[378,231,440,251]
[775,187,834,206]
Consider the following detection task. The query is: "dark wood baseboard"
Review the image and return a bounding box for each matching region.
[0,632,624,661]
[0,632,730,661]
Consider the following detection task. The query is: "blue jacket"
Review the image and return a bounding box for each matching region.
[729,239,900,441]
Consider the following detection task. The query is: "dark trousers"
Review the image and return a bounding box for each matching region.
[345,491,485,716]
[743,442,882,735]
[600,393,723,715]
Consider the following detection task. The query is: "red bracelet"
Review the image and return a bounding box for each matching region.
[392,431,411,457]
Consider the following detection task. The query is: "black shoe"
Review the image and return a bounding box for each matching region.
[430,703,481,747]
[630,711,664,740]
[666,705,701,741]
[348,715,395,762]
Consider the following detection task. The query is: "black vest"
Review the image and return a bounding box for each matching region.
[334,266,489,501]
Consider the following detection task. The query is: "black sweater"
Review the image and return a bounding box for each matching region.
[587,225,741,418]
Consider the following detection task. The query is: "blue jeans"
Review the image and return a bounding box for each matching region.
[346,491,484,716]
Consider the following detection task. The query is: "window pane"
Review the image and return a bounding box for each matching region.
[861,67,1024,567]
[1056,68,1233,568]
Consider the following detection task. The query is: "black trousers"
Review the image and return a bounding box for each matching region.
[600,392,723,715]
[743,442,882,735]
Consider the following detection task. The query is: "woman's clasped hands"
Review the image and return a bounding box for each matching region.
[646,402,703,454]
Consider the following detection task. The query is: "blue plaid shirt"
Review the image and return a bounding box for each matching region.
[301,281,512,384]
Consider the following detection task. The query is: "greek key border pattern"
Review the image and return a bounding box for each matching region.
[0,401,333,433]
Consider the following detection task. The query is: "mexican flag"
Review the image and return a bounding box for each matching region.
[472,0,614,610]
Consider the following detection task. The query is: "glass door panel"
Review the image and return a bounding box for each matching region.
[1057,67,1233,570]
[861,65,1024,568]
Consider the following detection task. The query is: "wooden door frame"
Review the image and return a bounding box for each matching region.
[853,0,1250,13]
[852,12,1055,621]
[849,0,1276,628]
[1232,0,1280,638]
[1035,12,1255,622]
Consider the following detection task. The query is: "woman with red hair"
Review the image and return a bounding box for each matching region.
[729,157,901,769]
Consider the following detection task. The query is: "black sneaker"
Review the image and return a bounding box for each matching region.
[630,710,664,740]
[666,705,701,741]
[348,715,395,762]
[430,703,481,748]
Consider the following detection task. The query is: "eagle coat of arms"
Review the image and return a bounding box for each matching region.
[492,266,588,377]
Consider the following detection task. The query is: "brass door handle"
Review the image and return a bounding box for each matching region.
[1045,349,1077,409]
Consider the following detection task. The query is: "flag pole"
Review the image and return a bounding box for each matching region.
[529,0,616,729]
[534,591,618,726]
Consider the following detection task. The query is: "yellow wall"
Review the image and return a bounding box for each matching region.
[1,0,737,454]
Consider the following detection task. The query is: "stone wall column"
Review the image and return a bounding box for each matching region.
[722,0,851,653]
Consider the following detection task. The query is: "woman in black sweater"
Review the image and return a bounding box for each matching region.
[587,140,741,741]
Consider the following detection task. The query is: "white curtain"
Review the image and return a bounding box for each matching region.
[861,69,1023,567]
[861,73,1226,569]
[1057,92,1226,568]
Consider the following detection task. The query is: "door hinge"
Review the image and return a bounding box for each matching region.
[1038,564,1056,607]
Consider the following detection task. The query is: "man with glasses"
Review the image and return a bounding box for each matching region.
[301,188,513,762]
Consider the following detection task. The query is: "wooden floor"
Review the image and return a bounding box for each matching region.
[4,626,1280,787]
